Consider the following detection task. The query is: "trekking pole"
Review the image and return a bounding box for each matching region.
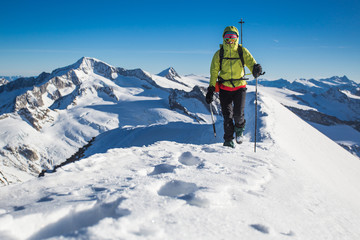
[254,77,258,152]
[209,103,217,138]
[254,72,265,152]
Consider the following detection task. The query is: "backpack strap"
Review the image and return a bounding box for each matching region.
[237,45,245,73]
[219,45,245,72]
[219,46,224,71]
[218,45,247,88]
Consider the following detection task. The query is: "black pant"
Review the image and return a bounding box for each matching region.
[219,88,247,142]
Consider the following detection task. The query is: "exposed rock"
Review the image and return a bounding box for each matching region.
[0,72,50,94]
[1,144,42,180]
[286,106,343,126]
[18,108,52,130]
[18,145,39,161]
[0,78,9,86]
[39,137,96,177]
[169,85,221,122]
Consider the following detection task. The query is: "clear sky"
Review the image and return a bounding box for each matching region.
[1,0,360,82]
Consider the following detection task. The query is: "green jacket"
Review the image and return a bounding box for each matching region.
[210,26,257,88]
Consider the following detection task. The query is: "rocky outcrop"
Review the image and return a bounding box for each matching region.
[0,78,9,86]
[13,71,80,130]
[169,86,221,122]
[39,137,95,177]
[0,72,50,94]
[287,106,343,126]
[1,144,42,176]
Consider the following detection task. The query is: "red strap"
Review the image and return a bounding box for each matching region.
[219,84,246,91]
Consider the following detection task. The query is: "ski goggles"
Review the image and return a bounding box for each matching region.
[224,38,237,44]
[224,31,238,44]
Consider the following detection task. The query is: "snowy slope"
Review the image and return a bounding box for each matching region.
[1,83,360,239]
[250,77,360,158]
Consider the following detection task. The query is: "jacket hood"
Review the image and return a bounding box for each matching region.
[223,26,239,37]
[222,26,239,50]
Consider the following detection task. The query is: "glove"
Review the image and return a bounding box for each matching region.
[205,86,215,104]
[252,64,263,78]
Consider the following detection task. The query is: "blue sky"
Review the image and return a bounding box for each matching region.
[1,0,360,82]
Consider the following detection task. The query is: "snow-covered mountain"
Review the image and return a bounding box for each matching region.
[1,58,360,239]
[248,76,360,158]
[157,67,181,80]
[0,76,23,82]
[157,67,189,87]
[0,57,213,185]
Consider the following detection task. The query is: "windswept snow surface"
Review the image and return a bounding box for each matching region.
[1,86,360,240]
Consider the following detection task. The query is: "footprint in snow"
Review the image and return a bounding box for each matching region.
[249,224,270,234]
[92,187,108,192]
[148,164,177,176]
[281,230,296,236]
[28,197,130,240]
[250,224,296,237]
[37,196,55,203]
[201,146,217,153]
[178,152,203,167]
[13,206,26,211]
[158,180,208,207]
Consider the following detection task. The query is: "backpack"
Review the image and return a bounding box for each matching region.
[218,44,247,88]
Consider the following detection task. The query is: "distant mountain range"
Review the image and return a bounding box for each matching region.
[248,76,360,157]
[0,75,24,83]
[0,57,359,186]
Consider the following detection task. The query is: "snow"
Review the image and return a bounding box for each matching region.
[259,86,316,111]
[1,58,360,239]
[341,90,360,100]
[294,78,321,88]
[151,74,191,91]
[309,123,360,146]
[182,74,209,88]
[1,83,360,239]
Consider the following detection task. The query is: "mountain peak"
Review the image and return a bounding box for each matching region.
[0,78,9,86]
[76,56,103,66]
[318,75,354,85]
[48,57,118,81]
[75,56,108,70]
[158,67,181,80]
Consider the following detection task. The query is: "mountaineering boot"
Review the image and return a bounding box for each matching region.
[235,126,245,144]
[223,140,235,148]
